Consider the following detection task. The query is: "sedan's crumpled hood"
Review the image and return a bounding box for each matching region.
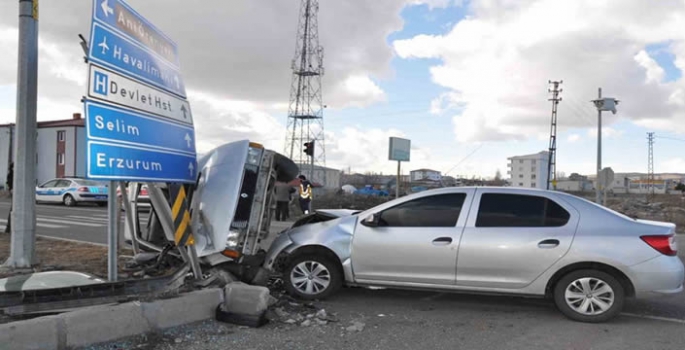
[315,209,360,217]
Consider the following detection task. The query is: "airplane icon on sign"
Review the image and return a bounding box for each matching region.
[98,36,109,55]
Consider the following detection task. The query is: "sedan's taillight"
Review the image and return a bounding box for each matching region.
[77,187,90,193]
[641,235,677,256]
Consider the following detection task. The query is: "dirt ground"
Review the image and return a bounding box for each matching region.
[0,233,130,279]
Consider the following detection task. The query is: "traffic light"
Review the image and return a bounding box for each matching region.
[303,141,314,157]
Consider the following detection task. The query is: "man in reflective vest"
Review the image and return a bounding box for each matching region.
[298,175,313,215]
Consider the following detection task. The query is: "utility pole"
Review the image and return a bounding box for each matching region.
[647,132,655,201]
[546,80,562,190]
[6,0,38,268]
[595,88,602,204]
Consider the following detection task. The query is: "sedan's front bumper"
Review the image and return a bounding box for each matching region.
[263,232,294,271]
[630,255,685,298]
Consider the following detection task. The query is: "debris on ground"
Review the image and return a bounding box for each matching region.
[346,321,366,332]
[265,287,339,328]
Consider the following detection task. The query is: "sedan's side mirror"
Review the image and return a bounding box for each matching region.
[361,213,380,227]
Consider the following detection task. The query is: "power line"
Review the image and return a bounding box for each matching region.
[442,144,484,176]
[656,135,685,142]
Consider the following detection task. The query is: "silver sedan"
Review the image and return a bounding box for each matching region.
[265,187,684,323]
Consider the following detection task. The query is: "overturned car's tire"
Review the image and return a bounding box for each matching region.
[284,254,342,300]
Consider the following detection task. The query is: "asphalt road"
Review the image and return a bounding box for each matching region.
[92,284,685,350]
[0,199,122,245]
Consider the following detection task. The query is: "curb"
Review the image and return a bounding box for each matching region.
[0,288,223,350]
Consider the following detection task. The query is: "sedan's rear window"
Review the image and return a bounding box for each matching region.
[476,193,570,227]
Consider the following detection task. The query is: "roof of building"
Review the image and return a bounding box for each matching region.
[507,151,549,160]
[295,164,341,172]
[0,114,84,128]
[411,168,440,173]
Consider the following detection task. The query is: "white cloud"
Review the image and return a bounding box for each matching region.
[430,91,465,114]
[409,0,463,9]
[587,127,623,138]
[186,90,286,154]
[393,0,685,142]
[634,50,665,84]
[329,75,386,108]
[567,134,581,142]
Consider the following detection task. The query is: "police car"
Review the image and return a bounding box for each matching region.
[35,178,109,207]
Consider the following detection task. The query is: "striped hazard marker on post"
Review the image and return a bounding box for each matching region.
[169,184,195,247]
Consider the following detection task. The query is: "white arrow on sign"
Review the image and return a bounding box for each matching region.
[184,133,192,148]
[188,162,195,177]
[101,0,114,17]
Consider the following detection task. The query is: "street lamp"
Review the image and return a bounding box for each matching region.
[591,88,619,204]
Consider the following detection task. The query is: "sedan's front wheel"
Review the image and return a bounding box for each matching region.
[63,194,76,207]
[553,269,624,323]
[284,254,342,300]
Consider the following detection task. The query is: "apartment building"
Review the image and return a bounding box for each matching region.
[507,151,549,189]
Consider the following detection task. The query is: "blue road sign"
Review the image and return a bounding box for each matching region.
[92,0,180,68]
[85,100,196,155]
[88,141,197,183]
[88,22,186,98]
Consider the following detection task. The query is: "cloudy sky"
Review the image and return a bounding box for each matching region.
[1,0,685,179]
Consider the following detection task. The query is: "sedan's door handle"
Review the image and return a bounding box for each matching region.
[538,239,560,249]
[432,237,453,246]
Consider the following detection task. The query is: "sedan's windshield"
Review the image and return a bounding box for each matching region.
[74,180,105,186]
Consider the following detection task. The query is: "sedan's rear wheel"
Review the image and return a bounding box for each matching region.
[284,254,342,300]
[554,269,624,323]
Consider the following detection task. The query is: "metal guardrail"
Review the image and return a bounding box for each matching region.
[0,265,190,316]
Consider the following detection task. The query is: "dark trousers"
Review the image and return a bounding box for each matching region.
[275,201,289,221]
[299,198,311,214]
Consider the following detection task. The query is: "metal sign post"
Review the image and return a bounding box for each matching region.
[396,161,401,199]
[106,181,118,281]
[389,137,411,198]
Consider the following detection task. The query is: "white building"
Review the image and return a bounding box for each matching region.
[0,114,86,188]
[507,151,549,189]
[296,164,341,190]
[410,169,442,182]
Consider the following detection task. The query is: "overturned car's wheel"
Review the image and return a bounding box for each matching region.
[553,269,624,323]
[284,254,342,300]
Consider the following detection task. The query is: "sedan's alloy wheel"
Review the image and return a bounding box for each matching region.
[290,261,331,295]
[564,277,614,315]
